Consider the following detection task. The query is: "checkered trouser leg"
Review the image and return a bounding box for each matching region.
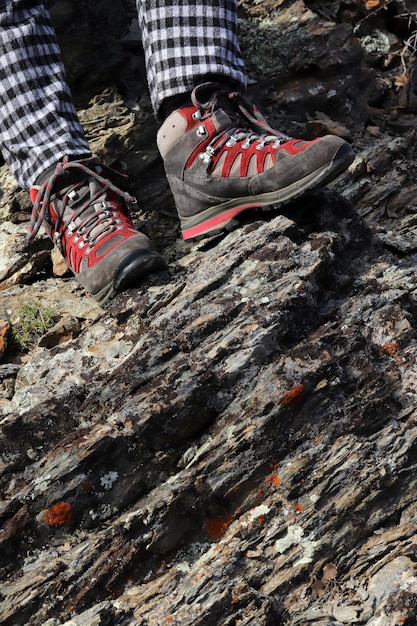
[0,1,90,190]
[137,0,247,116]
[0,0,246,190]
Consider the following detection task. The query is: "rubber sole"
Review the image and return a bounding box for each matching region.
[180,142,355,240]
[92,249,165,306]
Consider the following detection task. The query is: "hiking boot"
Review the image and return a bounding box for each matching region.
[29,157,164,305]
[157,82,355,240]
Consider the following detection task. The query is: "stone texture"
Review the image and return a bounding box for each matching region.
[3,1,417,625]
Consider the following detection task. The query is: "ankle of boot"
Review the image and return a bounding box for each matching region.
[159,93,193,121]
[35,153,94,186]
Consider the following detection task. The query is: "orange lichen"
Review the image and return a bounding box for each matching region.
[378,340,403,365]
[257,488,265,499]
[295,503,304,512]
[206,513,233,538]
[257,515,265,526]
[0,320,10,358]
[45,501,72,526]
[279,384,305,409]
[394,75,408,88]
[265,473,280,487]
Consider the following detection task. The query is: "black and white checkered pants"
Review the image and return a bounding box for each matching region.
[0,0,246,190]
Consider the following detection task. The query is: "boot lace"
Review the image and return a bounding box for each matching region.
[190,82,291,165]
[28,158,136,253]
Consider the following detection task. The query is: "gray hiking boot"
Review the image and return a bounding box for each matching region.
[157,82,355,239]
[29,157,164,305]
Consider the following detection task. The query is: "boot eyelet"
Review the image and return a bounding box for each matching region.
[199,152,212,165]
[196,125,207,137]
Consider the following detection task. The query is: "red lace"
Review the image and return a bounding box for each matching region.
[190,82,291,162]
[28,157,135,246]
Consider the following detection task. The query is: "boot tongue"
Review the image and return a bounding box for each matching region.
[193,85,242,127]
[48,175,107,241]
[35,155,94,186]
[64,178,105,223]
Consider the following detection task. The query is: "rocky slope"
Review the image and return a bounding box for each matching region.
[2,1,417,624]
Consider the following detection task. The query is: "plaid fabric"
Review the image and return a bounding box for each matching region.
[0,0,246,190]
[0,1,90,190]
[137,0,247,116]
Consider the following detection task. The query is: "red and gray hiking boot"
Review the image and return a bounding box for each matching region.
[157,82,355,240]
[29,157,164,305]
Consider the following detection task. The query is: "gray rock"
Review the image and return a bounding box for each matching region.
[3,2,417,625]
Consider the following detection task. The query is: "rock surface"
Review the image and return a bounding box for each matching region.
[3,1,417,624]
